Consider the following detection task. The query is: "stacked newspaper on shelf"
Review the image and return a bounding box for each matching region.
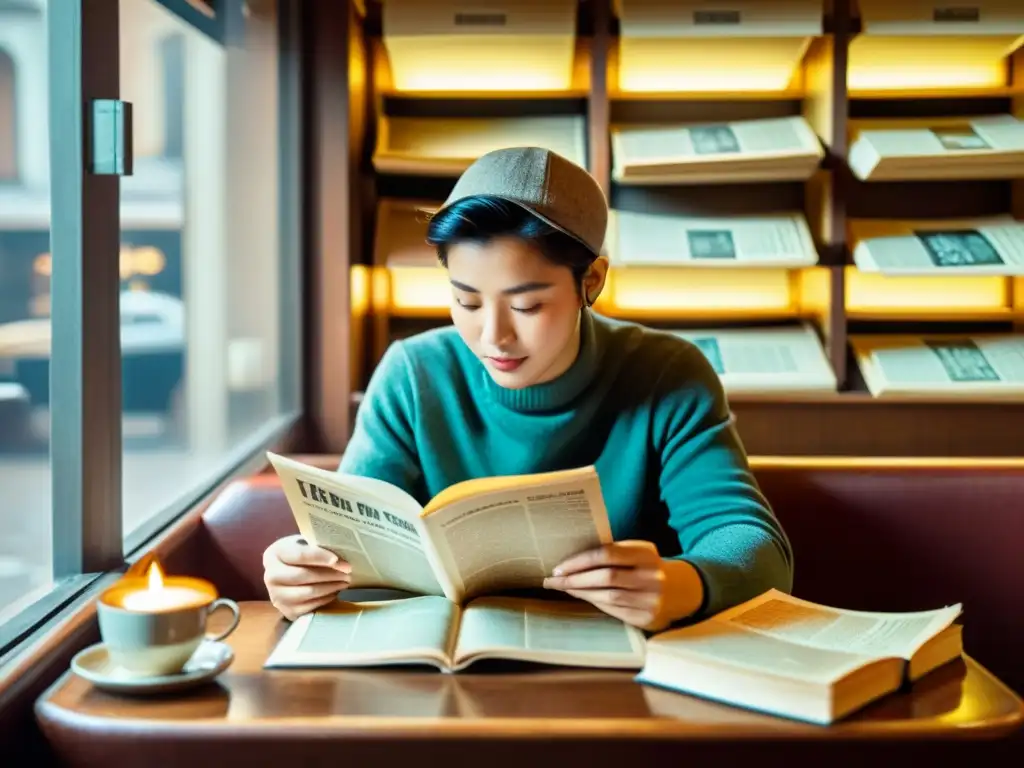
[607,209,819,268]
[373,115,587,176]
[852,334,1024,398]
[611,116,823,185]
[374,198,439,268]
[848,115,1024,181]
[670,323,837,394]
[851,215,1024,275]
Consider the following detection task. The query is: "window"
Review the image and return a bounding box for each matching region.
[0,47,14,180]
[120,0,298,547]
[0,0,300,652]
[0,0,49,625]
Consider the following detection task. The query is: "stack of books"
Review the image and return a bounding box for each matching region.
[611,116,824,184]
[847,115,1024,181]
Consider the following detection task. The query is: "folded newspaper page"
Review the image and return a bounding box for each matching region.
[848,115,1024,181]
[612,115,823,184]
[852,334,1024,397]
[267,453,613,604]
[373,115,587,176]
[851,217,1024,276]
[607,210,818,268]
[670,323,837,394]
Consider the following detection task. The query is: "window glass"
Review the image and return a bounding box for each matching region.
[119,0,290,543]
[0,0,52,621]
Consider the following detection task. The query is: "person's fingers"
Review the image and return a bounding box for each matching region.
[277,591,342,622]
[272,580,349,610]
[543,565,662,592]
[560,590,656,628]
[267,561,353,588]
[277,537,351,573]
[552,540,658,576]
[560,587,660,611]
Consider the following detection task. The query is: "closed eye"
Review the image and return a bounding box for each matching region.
[513,305,542,315]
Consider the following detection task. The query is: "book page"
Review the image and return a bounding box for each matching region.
[421,467,612,602]
[669,323,837,393]
[264,596,459,669]
[717,589,962,661]
[267,453,452,598]
[453,596,645,669]
[646,619,877,685]
[852,334,1024,396]
[609,210,818,268]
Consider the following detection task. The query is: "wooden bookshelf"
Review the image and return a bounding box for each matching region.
[337,0,1024,457]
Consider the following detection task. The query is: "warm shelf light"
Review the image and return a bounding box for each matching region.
[849,1,1024,92]
[374,264,832,321]
[605,267,799,318]
[350,264,371,315]
[614,1,821,94]
[380,0,578,93]
[845,269,1011,317]
[848,37,1019,91]
[381,266,452,317]
[616,38,810,93]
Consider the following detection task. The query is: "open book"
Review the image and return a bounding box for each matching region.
[264,594,646,673]
[850,216,1024,276]
[636,589,963,725]
[611,116,823,185]
[847,115,1024,181]
[851,334,1024,398]
[607,209,818,268]
[265,452,613,603]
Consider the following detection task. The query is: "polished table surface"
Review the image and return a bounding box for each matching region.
[35,602,1024,767]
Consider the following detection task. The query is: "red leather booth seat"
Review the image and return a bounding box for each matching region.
[194,457,1024,696]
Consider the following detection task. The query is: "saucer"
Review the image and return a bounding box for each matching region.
[71,640,234,695]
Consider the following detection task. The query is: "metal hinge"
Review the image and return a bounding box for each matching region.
[89,99,134,176]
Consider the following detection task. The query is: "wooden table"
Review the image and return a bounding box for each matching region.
[35,602,1023,768]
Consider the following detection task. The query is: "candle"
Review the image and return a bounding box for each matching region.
[118,561,211,612]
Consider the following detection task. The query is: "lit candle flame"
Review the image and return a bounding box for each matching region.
[147,561,165,592]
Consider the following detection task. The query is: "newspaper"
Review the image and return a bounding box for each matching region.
[611,115,824,184]
[852,334,1024,397]
[852,219,1024,275]
[848,115,1024,181]
[670,323,837,394]
[373,115,587,177]
[267,453,613,604]
[607,210,818,268]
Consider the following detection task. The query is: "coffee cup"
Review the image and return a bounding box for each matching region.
[97,569,240,678]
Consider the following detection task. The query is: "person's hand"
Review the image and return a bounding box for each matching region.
[263,535,352,621]
[543,540,704,631]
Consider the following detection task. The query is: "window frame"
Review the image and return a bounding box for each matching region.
[152,0,242,44]
[0,0,304,666]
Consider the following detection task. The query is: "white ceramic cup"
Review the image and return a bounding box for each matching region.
[97,575,240,678]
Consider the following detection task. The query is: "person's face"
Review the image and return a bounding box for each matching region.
[446,236,598,389]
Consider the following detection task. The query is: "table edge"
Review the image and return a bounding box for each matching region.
[33,687,1024,743]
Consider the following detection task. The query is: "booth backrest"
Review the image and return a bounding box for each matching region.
[197,458,1024,695]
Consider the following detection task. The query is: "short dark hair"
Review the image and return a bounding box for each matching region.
[425,196,596,287]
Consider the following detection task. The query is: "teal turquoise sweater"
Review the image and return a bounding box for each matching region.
[339,309,794,618]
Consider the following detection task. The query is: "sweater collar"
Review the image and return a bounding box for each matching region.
[479,309,603,413]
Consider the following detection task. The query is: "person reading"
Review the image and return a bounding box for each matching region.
[262,146,794,632]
